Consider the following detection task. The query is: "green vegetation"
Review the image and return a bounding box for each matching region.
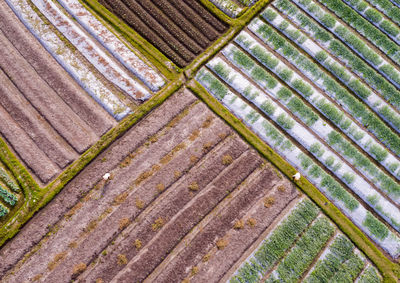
[230,199,319,283]
[304,235,355,283]
[267,217,335,282]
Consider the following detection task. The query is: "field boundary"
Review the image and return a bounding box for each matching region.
[187,79,400,282]
[80,0,179,81]
[0,78,184,247]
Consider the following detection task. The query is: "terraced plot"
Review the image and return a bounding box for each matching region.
[95,0,228,67]
[0,89,301,282]
[196,0,400,259]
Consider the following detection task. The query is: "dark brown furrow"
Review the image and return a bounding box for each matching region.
[151,0,210,48]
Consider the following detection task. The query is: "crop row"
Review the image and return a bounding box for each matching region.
[265,5,400,134]
[33,0,152,101]
[287,0,400,110]
[208,54,400,231]
[230,198,320,282]
[248,18,400,158]
[304,235,356,282]
[6,0,130,120]
[364,0,400,26]
[196,68,400,257]
[317,0,400,65]
[265,216,335,283]
[0,166,19,192]
[343,0,400,44]
[359,265,382,283]
[58,0,165,92]
[233,30,400,181]
[0,185,17,206]
[275,0,400,115]
[0,203,9,218]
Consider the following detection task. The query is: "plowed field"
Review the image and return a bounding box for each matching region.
[0,90,300,282]
[0,2,116,184]
[96,0,228,67]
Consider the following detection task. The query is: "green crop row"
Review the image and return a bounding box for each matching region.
[365,0,400,25]
[253,20,400,155]
[330,253,365,282]
[304,235,355,282]
[359,266,382,283]
[275,0,400,113]
[318,0,400,61]
[0,166,19,192]
[225,44,319,127]
[197,69,228,99]
[266,217,335,283]
[230,199,319,283]
[363,212,390,240]
[0,203,9,218]
[297,153,360,211]
[345,0,400,38]
[327,131,400,198]
[0,185,17,206]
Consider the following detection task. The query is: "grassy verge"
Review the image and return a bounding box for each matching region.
[0,78,183,246]
[81,0,179,81]
[188,79,400,282]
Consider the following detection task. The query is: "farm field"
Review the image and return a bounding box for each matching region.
[196,0,400,261]
[0,0,399,282]
[0,89,303,282]
[94,0,228,67]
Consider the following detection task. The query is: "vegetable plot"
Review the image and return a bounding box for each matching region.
[96,0,227,67]
[195,0,400,259]
[230,199,381,283]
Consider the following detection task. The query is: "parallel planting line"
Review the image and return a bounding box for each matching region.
[196,69,400,258]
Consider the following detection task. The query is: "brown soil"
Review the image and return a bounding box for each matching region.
[149,167,299,282]
[0,2,116,184]
[97,0,227,67]
[0,89,301,283]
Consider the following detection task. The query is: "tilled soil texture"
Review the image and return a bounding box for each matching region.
[97,0,228,68]
[0,89,300,283]
[0,2,116,184]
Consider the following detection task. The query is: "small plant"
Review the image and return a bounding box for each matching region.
[48,252,67,271]
[234,219,245,229]
[222,154,233,165]
[135,198,144,209]
[203,142,213,152]
[95,279,104,283]
[264,196,275,208]
[202,253,211,262]
[152,217,165,231]
[190,155,198,163]
[134,239,142,250]
[72,262,87,276]
[188,182,199,191]
[277,185,286,192]
[191,266,199,276]
[247,218,257,227]
[156,183,165,193]
[174,170,182,178]
[216,238,228,250]
[119,218,131,230]
[117,254,128,265]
